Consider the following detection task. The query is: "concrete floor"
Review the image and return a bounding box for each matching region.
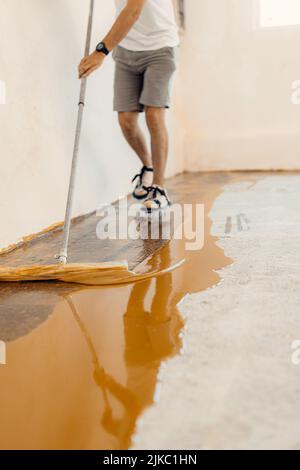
[133,174,300,450]
[1,172,300,450]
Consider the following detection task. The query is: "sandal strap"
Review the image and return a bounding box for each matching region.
[132,166,154,184]
[147,186,171,205]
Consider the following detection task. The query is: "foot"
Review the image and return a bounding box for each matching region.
[143,185,171,213]
[132,166,153,200]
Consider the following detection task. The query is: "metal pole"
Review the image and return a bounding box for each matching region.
[56,0,95,264]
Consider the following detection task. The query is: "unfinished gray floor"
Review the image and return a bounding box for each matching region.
[132,174,300,450]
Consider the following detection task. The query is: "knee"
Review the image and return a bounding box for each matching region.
[145,107,165,133]
[118,112,137,136]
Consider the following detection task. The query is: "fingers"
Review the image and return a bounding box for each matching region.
[79,65,89,79]
[78,53,103,78]
[79,68,86,79]
[78,57,89,77]
[79,65,91,79]
[79,64,93,79]
[81,64,99,78]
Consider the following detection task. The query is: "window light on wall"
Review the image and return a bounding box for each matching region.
[260,0,300,28]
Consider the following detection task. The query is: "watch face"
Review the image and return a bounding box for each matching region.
[97,43,104,52]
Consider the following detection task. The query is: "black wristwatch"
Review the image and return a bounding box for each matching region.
[96,41,110,56]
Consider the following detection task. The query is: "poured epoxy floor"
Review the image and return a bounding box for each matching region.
[0,172,259,450]
[131,173,300,450]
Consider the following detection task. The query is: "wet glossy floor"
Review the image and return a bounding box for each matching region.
[0,172,258,450]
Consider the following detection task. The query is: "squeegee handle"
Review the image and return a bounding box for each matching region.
[56,0,95,264]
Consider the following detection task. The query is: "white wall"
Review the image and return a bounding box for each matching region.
[0,0,183,249]
[3,0,299,249]
[179,0,300,171]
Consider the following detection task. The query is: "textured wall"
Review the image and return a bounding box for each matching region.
[2,0,298,248]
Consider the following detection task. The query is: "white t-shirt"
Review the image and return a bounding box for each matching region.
[114,0,179,51]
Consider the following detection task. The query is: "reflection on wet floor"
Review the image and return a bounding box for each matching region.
[0,172,258,450]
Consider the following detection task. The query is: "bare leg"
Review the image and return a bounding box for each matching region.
[118,112,152,168]
[145,107,168,187]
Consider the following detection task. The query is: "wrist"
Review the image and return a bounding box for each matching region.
[95,50,106,60]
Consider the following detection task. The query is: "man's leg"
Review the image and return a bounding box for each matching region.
[145,107,168,187]
[118,111,152,168]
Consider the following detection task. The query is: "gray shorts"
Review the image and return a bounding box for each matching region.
[113,46,178,112]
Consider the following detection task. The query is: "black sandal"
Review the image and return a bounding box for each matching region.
[132,166,154,200]
[143,185,171,212]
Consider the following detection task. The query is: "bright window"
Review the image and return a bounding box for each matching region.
[260,0,300,27]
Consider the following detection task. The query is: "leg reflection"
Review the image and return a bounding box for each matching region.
[63,243,184,449]
[65,295,139,448]
[124,243,184,417]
